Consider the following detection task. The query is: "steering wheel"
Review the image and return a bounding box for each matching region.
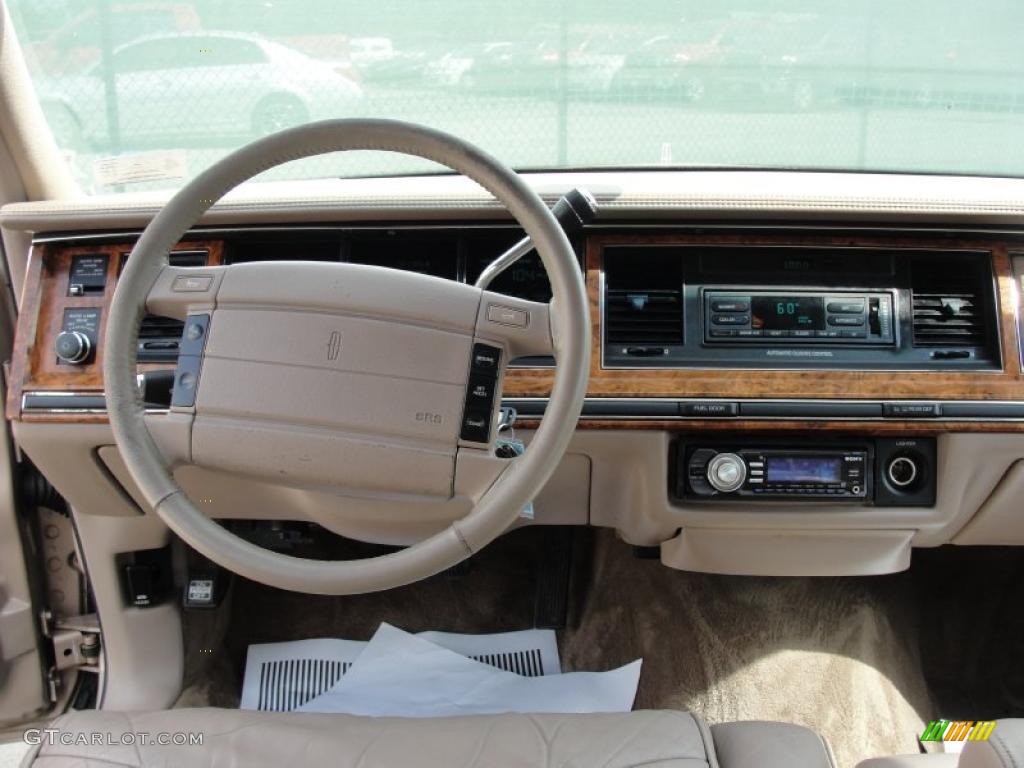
[105,119,590,595]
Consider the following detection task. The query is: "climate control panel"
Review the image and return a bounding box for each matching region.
[703,290,895,344]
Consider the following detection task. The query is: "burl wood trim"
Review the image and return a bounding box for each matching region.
[502,233,1024,415]
[10,232,1024,432]
[7,240,224,421]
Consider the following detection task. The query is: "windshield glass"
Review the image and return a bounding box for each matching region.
[8,1,1024,194]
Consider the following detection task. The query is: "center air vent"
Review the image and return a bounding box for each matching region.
[603,248,684,351]
[605,289,683,344]
[910,256,990,347]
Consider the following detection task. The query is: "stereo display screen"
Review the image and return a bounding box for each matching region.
[765,456,842,483]
[751,296,824,331]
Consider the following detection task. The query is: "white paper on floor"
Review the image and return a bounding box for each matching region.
[296,623,642,717]
[241,627,561,711]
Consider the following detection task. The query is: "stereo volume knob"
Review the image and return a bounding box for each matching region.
[706,453,747,493]
[54,330,92,365]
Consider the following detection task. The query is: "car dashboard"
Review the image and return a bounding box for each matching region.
[5,170,1024,577]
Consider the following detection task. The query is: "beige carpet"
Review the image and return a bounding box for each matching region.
[560,532,935,767]
[179,527,945,767]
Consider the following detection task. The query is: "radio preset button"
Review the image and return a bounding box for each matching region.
[839,330,867,338]
[709,329,739,338]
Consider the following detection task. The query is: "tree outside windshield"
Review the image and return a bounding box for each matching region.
[8,0,1024,193]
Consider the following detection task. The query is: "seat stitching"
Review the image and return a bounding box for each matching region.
[120,711,143,768]
[989,732,1020,768]
[350,719,388,768]
[464,717,498,768]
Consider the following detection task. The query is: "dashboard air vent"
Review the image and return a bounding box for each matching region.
[603,248,684,348]
[910,257,989,347]
[136,249,209,362]
[605,288,684,344]
[168,249,209,268]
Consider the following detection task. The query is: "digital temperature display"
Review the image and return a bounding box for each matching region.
[751,295,824,331]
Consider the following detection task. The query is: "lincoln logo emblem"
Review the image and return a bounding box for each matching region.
[326,331,341,361]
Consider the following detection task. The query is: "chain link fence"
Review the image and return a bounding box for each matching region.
[8,0,1024,193]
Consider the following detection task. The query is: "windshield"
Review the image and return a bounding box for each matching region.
[8,1,1024,194]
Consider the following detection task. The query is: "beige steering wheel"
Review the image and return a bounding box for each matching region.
[105,119,590,595]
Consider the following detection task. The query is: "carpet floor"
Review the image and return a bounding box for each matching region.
[177,527,1024,767]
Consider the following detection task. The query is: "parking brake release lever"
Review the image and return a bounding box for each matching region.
[474,188,597,290]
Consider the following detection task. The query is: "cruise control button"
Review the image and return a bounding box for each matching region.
[470,343,502,373]
[466,375,497,407]
[460,409,491,443]
[828,316,865,327]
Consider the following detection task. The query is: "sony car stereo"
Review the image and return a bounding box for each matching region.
[677,437,937,506]
[686,447,870,499]
[703,290,895,345]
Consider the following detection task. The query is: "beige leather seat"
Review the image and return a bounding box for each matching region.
[857,720,1024,768]
[23,708,836,768]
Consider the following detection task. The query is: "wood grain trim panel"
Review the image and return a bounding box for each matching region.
[7,240,224,421]
[9,231,1024,431]
[502,232,1024,410]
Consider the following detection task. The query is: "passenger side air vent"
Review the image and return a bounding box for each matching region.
[910,256,990,347]
[603,248,684,361]
[136,249,209,362]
